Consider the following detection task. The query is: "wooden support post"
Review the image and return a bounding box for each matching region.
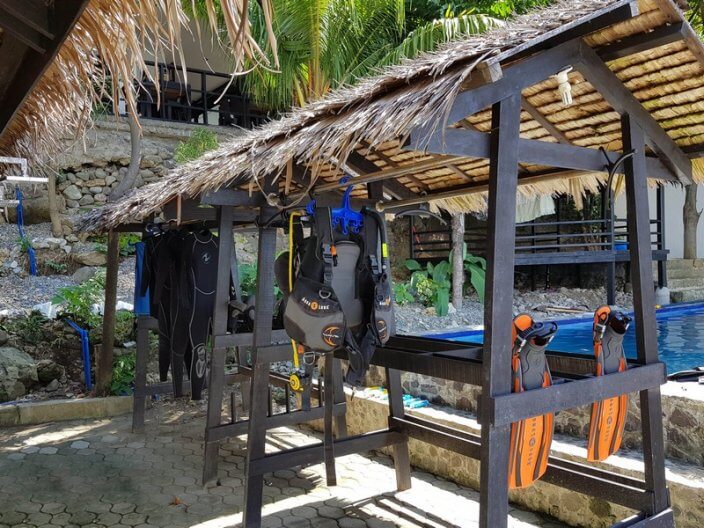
[368,179,412,491]
[323,353,337,486]
[332,359,348,438]
[622,114,671,516]
[132,316,150,433]
[479,94,521,528]
[97,230,119,395]
[203,205,235,484]
[242,205,278,527]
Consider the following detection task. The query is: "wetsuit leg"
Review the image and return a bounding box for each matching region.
[169,231,190,397]
[186,232,219,400]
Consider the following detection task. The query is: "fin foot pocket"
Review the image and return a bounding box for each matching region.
[508,314,556,489]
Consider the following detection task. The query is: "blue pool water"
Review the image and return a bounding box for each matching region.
[434,302,704,374]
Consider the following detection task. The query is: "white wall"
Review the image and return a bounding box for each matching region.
[613,184,704,259]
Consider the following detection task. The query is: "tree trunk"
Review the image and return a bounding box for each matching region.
[96,230,119,395]
[683,183,701,260]
[108,111,142,201]
[451,213,465,309]
[97,110,141,395]
[46,170,63,237]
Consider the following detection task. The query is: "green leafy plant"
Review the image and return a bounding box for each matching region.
[174,128,219,164]
[1,311,47,345]
[238,263,258,297]
[17,236,32,253]
[406,259,451,316]
[46,260,69,274]
[92,233,140,257]
[110,352,136,395]
[52,271,106,328]
[450,242,487,303]
[393,282,414,306]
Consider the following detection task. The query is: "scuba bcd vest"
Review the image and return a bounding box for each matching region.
[277,206,394,385]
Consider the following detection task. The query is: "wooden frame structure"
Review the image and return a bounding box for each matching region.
[83,2,704,526]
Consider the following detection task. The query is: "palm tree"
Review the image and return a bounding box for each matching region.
[220,0,502,111]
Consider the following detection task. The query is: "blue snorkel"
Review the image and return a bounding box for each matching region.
[306,176,363,235]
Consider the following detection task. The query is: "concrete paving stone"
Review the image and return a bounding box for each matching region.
[46,512,72,526]
[261,516,284,527]
[338,519,367,528]
[7,452,26,460]
[96,512,122,525]
[16,502,42,514]
[38,447,58,455]
[279,515,312,527]
[318,505,346,519]
[70,440,90,450]
[311,518,340,528]
[110,503,136,515]
[120,512,147,526]
[290,506,318,519]
[25,512,52,525]
[69,511,96,525]
[22,446,40,454]
[0,512,27,525]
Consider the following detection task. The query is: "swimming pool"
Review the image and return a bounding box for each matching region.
[433,302,704,374]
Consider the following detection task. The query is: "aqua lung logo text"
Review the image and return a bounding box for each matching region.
[301,296,331,311]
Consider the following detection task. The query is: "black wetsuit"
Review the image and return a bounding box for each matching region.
[141,232,175,382]
[170,230,219,400]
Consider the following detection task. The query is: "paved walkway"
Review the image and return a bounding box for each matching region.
[0,401,566,528]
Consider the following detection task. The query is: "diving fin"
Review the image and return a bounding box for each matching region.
[508,314,557,490]
[587,306,631,462]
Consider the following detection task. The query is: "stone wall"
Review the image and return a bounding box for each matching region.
[22,118,241,231]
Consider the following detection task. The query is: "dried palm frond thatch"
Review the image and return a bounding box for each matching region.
[78,0,704,232]
[0,0,277,169]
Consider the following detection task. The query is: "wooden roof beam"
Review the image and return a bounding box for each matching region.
[346,151,416,200]
[595,22,685,62]
[0,0,89,140]
[574,40,692,183]
[520,96,571,145]
[408,126,677,182]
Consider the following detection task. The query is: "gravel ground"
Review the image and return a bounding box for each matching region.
[0,222,136,314]
[395,286,634,335]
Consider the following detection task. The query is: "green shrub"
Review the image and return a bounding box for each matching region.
[52,270,106,329]
[393,283,414,306]
[1,311,47,345]
[174,128,219,164]
[46,260,68,274]
[406,259,451,316]
[110,352,136,395]
[92,233,141,257]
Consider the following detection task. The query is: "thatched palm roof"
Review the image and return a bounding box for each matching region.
[0,0,276,169]
[79,0,704,232]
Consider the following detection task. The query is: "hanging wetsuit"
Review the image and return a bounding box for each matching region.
[170,230,219,400]
[141,230,175,382]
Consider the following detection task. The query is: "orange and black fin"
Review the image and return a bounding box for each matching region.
[508,314,557,489]
[587,306,632,462]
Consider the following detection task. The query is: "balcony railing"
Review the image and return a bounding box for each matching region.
[122,61,268,129]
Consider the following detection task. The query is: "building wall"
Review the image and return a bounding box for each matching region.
[613,184,704,259]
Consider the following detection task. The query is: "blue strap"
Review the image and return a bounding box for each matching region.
[65,319,93,391]
[15,187,38,276]
[133,242,150,315]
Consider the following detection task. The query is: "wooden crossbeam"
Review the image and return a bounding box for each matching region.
[346,151,416,200]
[575,41,692,183]
[408,126,677,182]
[0,2,47,53]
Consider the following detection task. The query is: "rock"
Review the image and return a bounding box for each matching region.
[72,250,107,266]
[79,195,94,206]
[105,176,117,185]
[45,379,60,392]
[66,199,79,209]
[72,266,99,283]
[76,171,90,181]
[94,194,107,203]
[32,237,66,250]
[63,185,82,201]
[0,347,38,402]
[36,359,65,384]
[0,330,7,346]
[94,168,106,178]
[66,172,77,182]
[89,186,102,194]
